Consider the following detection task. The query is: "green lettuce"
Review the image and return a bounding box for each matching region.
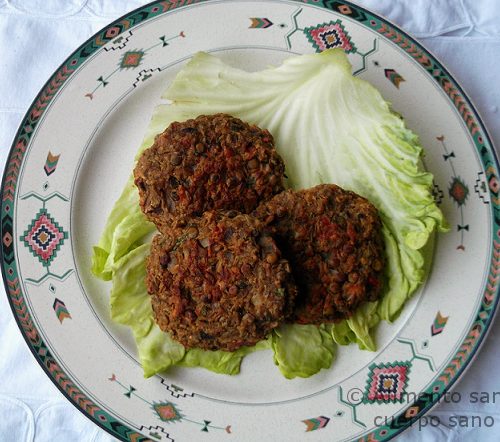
[107,239,269,377]
[92,177,155,281]
[93,49,447,379]
[108,243,184,376]
[179,339,271,375]
[271,324,336,379]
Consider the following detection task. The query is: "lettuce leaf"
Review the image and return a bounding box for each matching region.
[94,49,447,379]
[108,240,269,376]
[330,320,356,346]
[271,324,335,379]
[108,243,184,376]
[91,177,155,281]
[179,339,271,375]
[136,324,185,378]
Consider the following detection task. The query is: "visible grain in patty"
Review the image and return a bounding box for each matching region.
[254,184,385,324]
[134,114,285,229]
[146,211,297,351]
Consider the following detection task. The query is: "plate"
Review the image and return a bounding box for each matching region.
[2,1,499,441]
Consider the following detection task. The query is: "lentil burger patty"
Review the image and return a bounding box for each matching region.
[146,211,297,351]
[134,114,285,229]
[254,184,385,324]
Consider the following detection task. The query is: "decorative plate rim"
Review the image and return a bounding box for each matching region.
[2,1,499,441]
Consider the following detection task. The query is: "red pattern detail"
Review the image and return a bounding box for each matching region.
[7,278,40,347]
[484,239,500,306]
[3,232,12,247]
[376,23,479,137]
[437,323,482,385]
[4,63,75,202]
[23,213,65,262]
[441,78,479,135]
[105,27,120,39]
[122,51,143,68]
[307,22,353,52]
[30,65,74,121]
[156,0,195,13]
[3,139,27,202]
[367,364,409,402]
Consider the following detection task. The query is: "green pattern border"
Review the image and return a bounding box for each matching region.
[20,208,68,266]
[1,1,499,441]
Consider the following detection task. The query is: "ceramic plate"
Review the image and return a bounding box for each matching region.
[2,1,499,441]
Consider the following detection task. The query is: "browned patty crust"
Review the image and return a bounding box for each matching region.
[134,114,285,229]
[254,184,385,324]
[146,211,297,351]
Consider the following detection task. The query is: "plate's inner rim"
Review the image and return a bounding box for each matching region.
[62,40,442,407]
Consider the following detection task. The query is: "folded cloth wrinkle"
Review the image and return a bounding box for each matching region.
[6,0,87,18]
[0,14,95,110]
[0,296,61,399]
[84,0,149,19]
[463,0,500,37]
[0,395,35,442]
[34,401,110,442]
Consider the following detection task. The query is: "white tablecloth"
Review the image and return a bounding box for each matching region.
[0,1,499,440]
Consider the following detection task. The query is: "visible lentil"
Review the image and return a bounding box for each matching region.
[146,211,297,351]
[134,114,286,230]
[253,184,385,324]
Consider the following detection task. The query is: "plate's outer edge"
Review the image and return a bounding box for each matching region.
[1,1,499,441]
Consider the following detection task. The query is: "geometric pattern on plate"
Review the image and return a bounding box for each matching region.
[432,182,445,205]
[249,17,273,28]
[18,191,73,286]
[120,50,144,69]
[397,338,435,371]
[474,171,491,204]
[431,311,449,336]
[44,151,60,176]
[449,177,469,207]
[160,379,195,398]
[363,361,411,404]
[437,135,470,250]
[303,19,356,53]
[20,208,68,266]
[302,415,330,432]
[285,9,376,76]
[53,298,71,323]
[152,402,183,423]
[109,373,232,434]
[384,68,405,88]
[85,30,186,100]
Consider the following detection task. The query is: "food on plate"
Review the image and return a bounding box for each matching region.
[254,184,385,324]
[146,210,297,351]
[92,49,448,379]
[133,113,285,229]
